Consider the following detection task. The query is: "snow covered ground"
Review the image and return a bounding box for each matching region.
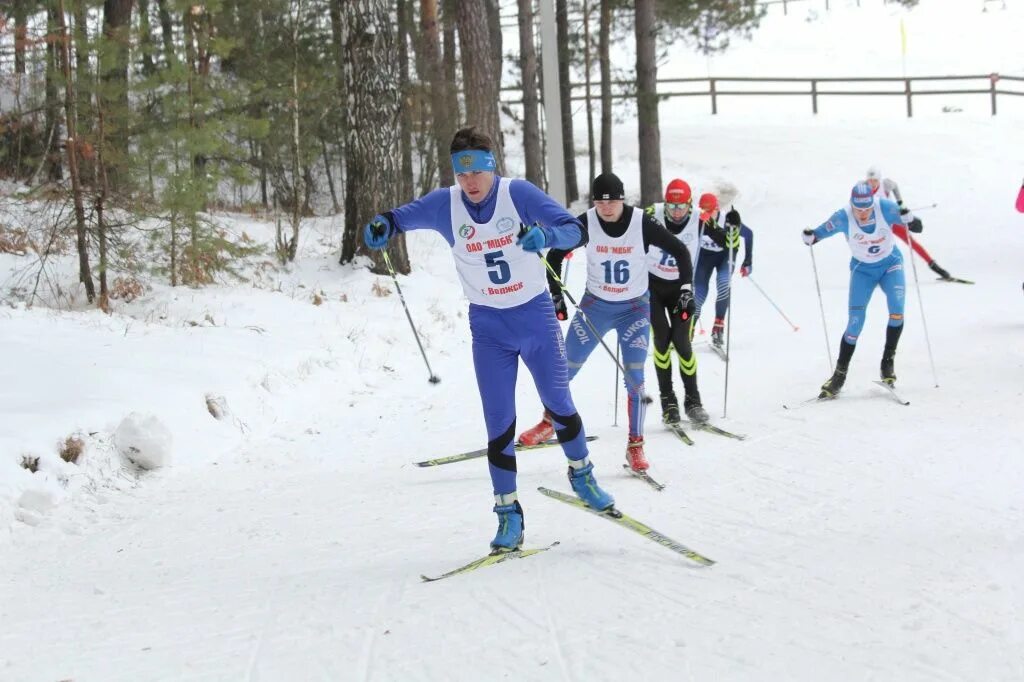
[2,1,1024,680]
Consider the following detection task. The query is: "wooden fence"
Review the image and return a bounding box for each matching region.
[645,74,1024,117]
[502,73,1024,117]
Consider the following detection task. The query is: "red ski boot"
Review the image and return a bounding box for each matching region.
[711,317,725,349]
[518,412,554,446]
[625,435,649,472]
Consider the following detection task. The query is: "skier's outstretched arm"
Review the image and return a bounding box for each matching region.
[384,188,456,244]
[509,179,586,250]
[803,209,849,245]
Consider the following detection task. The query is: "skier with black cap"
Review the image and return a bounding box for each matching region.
[518,173,696,473]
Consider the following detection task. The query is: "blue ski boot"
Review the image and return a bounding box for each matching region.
[567,458,615,511]
[490,496,525,554]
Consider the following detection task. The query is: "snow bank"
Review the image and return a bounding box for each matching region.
[114,413,173,470]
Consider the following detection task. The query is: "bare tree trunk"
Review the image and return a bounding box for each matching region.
[286,0,302,262]
[329,0,351,250]
[72,1,93,186]
[138,0,157,75]
[599,0,612,174]
[45,5,64,182]
[13,0,27,76]
[635,0,662,206]
[156,0,176,66]
[420,0,453,187]
[457,0,504,173]
[556,0,578,200]
[96,106,111,304]
[258,140,268,207]
[516,0,542,186]
[101,0,133,193]
[442,0,459,124]
[582,0,596,186]
[340,0,408,274]
[397,0,414,202]
[321,136,340,213]
[57,0,96,303]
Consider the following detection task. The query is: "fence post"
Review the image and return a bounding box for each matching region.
[905,78,913,118]
[783,0,788,15]
[811,79,818,115]
[710,78,718,115]
[990,73,999,116]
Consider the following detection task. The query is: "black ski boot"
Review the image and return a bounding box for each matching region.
[880,351,897,386]
[819,339,856,399]
[880,326,902,386]
[929,261,952,280]
[819,366,848,399]
[660,392,681,424]
[683,395,709,424]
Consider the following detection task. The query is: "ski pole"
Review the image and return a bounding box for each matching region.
[808,244,833,373]
[746,275,799,332]
[382,250,441,384]
[542,256,635,385]
[722,245,736,419]
[528,227,651,422]
[613,347,620,427]
[693,222,706,336]
[906,203,938,213]
[902,230,940,387]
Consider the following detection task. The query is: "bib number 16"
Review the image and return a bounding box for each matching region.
[601,259,629,284]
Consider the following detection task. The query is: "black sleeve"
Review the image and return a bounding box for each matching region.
[741,224,754,267]
[702,218,726,248]
[643,214,693,286]
[545,248,568,292]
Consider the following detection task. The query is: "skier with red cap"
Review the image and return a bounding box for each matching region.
[691,193,755,356]
[644,178,709,424]
[865,165,970,284]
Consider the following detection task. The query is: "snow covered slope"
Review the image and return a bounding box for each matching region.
[2,113,1021,682]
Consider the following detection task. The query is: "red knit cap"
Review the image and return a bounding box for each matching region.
[664,179,692,204]
[698,193,719,220]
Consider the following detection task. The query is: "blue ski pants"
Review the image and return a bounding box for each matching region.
[470,293,590,496]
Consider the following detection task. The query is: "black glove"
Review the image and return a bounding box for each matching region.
[703,221,726,248]
[899,203,910,217]
[552,292,568,321]
[673,286,696,321]
[725,209,741,228]
[908,217,923,233]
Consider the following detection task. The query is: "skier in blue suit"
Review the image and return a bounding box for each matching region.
[363,127,615,553]
[803,182,907,398]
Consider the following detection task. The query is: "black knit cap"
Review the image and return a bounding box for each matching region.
[591,173,625,201]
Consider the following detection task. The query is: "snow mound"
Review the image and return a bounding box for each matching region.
[114,413,173,470]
